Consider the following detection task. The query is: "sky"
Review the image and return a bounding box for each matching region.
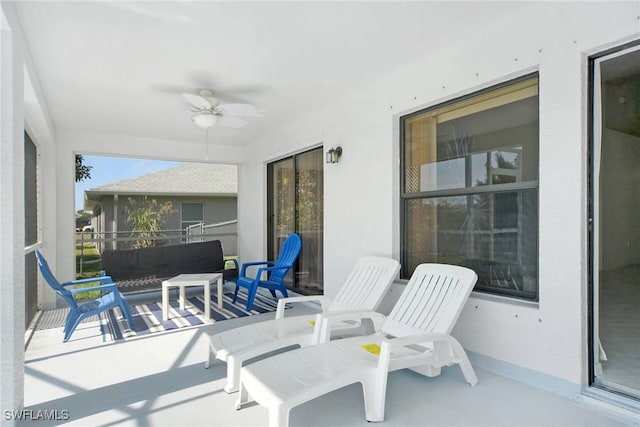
[75,155,181,212]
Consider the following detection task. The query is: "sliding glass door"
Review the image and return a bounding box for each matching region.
[590,43,640,399]
[267,147,324,294]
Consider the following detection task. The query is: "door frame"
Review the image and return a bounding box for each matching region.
[266,146,324,293]
[587,39,640,400]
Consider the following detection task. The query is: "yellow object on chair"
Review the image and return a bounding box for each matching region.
[361,343,381,356]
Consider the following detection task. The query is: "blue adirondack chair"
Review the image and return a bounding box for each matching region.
[233,233,302,310]
[35,249,135,342]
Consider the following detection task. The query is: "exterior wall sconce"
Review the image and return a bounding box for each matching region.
[326,146,343,164]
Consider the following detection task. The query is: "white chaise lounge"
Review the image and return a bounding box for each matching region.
[206,256,401,393]
[237,263,478,427]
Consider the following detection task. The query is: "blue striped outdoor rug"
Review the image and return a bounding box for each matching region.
[103,289,283,340]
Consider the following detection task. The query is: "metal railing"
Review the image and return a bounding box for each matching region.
[185,219,237,247]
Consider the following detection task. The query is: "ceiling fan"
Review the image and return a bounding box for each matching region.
[183,89,260,129]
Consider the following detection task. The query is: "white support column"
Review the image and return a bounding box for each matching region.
[0,6,26,424]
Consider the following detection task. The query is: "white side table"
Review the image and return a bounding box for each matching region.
[162,273,223,321]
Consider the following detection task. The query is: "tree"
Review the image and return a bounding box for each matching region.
[76,210,92,221]
[124,196,174,248]
[75,155,92,182]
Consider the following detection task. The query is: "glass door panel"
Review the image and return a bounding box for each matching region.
[268,158,295,286]
[591,44,640,399]
[267,148,323,294]
[295,149,324,293]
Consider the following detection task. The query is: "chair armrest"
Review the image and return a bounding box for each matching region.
[68,282,118,295]
[62,276,114,287]
[315,310,386,343]
[275,295,333,319]
[240,261,275,276]
[381,332,454,350]
[379,333,474,382]
[254,265,290,282]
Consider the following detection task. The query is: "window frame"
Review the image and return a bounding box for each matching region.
[399,73,540,301]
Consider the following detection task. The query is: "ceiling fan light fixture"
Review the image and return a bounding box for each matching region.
[192,112,218,129]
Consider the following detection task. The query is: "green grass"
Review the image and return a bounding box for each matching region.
[75,237,103,300]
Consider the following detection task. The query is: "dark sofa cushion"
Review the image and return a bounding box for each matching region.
[167,240,225,275]
[100,245,162,280]
[101,240,226,281]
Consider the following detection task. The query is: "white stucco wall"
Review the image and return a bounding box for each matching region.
[1,4,25,419]
[25,65,61,310]
[238,2,640,386]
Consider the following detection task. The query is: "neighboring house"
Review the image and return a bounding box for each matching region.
[84,163,238,254]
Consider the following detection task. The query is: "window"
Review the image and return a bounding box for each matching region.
[181,202,203,230]
[400,75,539,301]
[24,131,39,326]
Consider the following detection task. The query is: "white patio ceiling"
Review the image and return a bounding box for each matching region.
[14,1,528,148]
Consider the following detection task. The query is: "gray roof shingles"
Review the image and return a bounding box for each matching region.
[88,163,237,195]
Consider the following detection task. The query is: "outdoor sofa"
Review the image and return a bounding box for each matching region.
[101,240,238,294]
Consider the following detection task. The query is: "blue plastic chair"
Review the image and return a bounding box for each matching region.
[233,233,302,310]
[35,249,135,342]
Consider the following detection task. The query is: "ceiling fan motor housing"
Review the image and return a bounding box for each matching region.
[183,89,255,129]
[192,111,218,128]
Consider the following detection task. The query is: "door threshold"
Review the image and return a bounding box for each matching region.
[580,386,640,424]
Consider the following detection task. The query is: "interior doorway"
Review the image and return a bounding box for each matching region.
[590,42,640,399]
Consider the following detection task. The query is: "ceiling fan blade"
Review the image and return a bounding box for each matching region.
[215,103,260,116]
[219,115,247,129]
[182,93,212,109]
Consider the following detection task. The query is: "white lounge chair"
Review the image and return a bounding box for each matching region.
[237,263,478,427]
[206,256,401,393]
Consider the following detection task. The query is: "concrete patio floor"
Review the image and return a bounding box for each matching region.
[22,296,637,427]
